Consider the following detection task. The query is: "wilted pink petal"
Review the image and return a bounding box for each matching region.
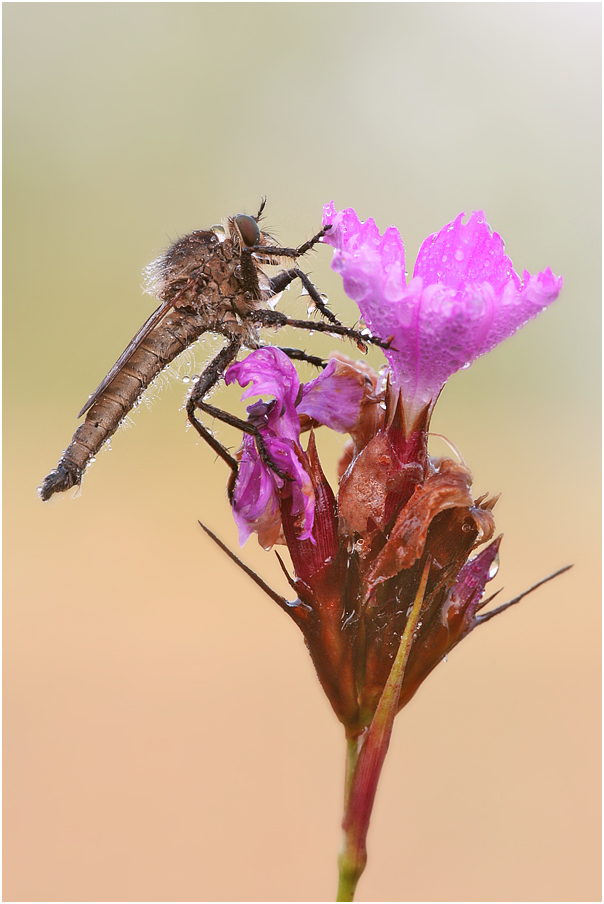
[230,432,315,548]
[226,347,301,443]
[227,348,321,547]
[231,435,283,547]
[299,358,366,433]
[441,535,503,633]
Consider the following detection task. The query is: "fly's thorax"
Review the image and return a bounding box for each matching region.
[144,229,234,302]
[143,223,275,340]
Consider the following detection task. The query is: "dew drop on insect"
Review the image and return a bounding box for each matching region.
[90,456,97,464]
[211,224,226,243]
[444,655,448,663]
[182,376,190,384]
[488,553,500,580]
[379,401,387,410]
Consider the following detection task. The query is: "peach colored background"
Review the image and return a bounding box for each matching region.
[4,5,600,901]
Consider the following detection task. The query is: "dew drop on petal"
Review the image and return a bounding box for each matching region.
[488,553,500,580]
[455,249,465,262]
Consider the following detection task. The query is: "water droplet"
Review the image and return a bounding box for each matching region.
[89,456,97,463]
[182,375,190,384]
[379,401,387,410]
[454,249,465,262]
[443,655,448,663]
[488,553,500,580]
[211,224,226,243]
[320,293,329,304]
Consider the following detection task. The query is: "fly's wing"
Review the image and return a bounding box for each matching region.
[77,300,174,418]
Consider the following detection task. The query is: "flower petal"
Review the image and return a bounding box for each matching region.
[322,204,562,422]
[412,211,563,395]
[227,349,318,546]
[298,357,367,433]
[231,433,315,547]
[231,435,283,547]
[226,347,301,442]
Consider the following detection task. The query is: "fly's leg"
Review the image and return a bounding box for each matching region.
[250,223,331,260]
[186,337,292,501]
[269,267,338,324]
[276,347,327,369]
[246,224,338,322]
[196,397,291,482]
[185,338,242,483]
[248,308,392,352]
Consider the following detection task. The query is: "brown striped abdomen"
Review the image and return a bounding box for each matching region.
[39,309,210,500]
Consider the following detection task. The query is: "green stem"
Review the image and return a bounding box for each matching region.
[343,736,362,812]
[336,559,431,902]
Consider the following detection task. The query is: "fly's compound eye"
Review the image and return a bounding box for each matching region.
[234,214,260,248]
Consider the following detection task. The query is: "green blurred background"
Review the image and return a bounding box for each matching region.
[4,4,600,901]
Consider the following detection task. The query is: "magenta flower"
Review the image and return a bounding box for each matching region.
[322,203,563,426]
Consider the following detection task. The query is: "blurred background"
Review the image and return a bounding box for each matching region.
[4,4,600,902]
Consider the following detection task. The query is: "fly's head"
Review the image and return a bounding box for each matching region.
[228,212,275,261]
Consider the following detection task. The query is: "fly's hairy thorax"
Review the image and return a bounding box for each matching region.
[144,227,271,344]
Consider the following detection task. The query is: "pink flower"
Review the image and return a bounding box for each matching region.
[219,206,566,735]
[322,204,563,426]
[211,211,568,895]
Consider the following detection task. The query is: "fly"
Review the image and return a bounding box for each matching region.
[39,201,389,502]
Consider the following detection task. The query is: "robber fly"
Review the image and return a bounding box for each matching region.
[39,201,388,502]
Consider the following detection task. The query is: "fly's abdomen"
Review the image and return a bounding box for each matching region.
[39,311,208,501]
